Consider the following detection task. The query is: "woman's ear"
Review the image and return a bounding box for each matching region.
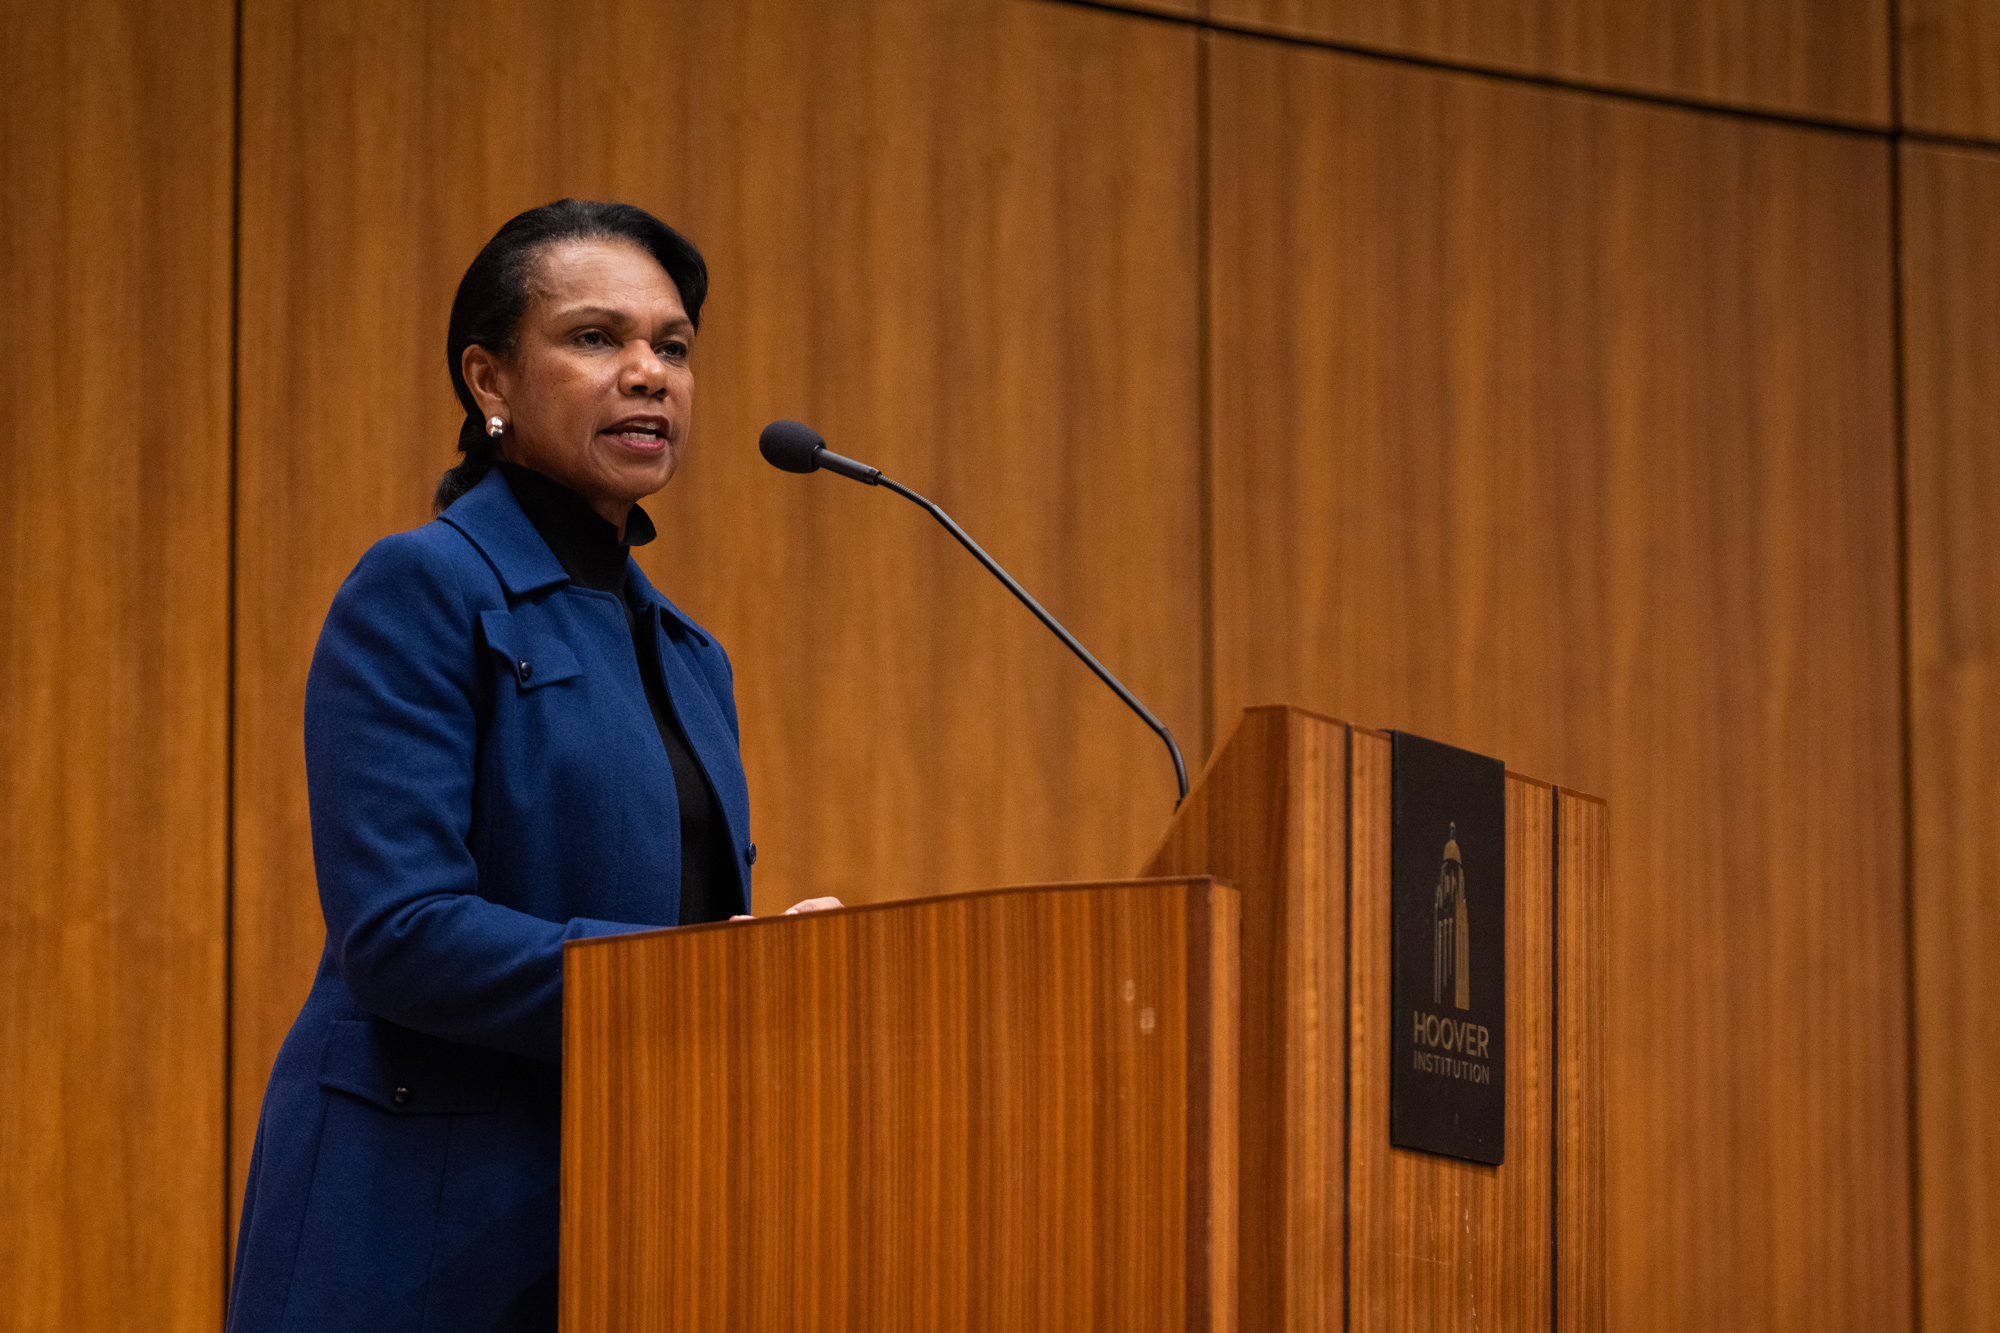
[461,344,508,421]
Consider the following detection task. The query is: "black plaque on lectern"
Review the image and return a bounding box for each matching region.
[1389,731,1506,1165]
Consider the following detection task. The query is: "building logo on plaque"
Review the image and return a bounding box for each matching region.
[1391,732,1505,1165]
[1433,825,1469,1010]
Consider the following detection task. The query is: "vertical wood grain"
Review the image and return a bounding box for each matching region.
[233,0,1201,1239]
[1556,790,1608,1333]
[1345,734,1552,1331]
[0,0,233,1327]
[1209,35,1907,1333]
[1146,705,1349,1330]
[1206,884,1242,1333]
[1211,0,1891,125]
[561,879,1236,1331]
[1899,0,2000,141]
[1902,140,2000,1333]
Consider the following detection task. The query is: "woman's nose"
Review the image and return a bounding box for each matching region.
[621,342,669,394]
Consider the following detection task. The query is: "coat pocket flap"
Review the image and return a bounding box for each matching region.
[317,1019,505,1115]
[478,610,583,691]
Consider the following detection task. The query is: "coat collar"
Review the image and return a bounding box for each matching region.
[441,467,710,645]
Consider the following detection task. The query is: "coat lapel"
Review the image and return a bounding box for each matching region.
[627,570,751,915]
[437,468,568,599]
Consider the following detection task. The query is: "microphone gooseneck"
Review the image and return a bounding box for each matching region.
[758,419,1190,805]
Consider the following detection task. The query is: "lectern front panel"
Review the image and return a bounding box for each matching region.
[561,878,1239,1333]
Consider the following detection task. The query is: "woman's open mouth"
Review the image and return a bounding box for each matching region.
[604,418,672,450]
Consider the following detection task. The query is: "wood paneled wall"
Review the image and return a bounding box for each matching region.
[1209,0,1891,124]
[0,0,234,1328]
[1902,141,2000,1333]
[1206,33,1908,1332]
[9,0,1997,1329]
[231,0,1201,1235]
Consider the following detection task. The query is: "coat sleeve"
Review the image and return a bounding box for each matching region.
[303,529,643,1064]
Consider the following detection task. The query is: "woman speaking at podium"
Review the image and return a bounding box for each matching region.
[226,199,836,1332]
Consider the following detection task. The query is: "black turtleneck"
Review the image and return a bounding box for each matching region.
[496,461,738,926]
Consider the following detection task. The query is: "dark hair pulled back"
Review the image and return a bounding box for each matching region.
[435,199,708,512]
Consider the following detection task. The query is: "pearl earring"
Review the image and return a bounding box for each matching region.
[486,416,504,438]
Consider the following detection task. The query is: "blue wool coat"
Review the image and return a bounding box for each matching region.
[227,468,753,1332]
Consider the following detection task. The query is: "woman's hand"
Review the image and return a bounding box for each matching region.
[727,896,845,923]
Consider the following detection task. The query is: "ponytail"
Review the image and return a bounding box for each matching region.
[434,416,500,513]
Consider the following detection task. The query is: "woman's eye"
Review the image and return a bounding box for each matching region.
[576,329,611,348]
[657,340,690,362]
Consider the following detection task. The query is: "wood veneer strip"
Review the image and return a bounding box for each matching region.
[1902,140,2000,1333]
[1555,789,1608,1333]
[0,0,233,1326]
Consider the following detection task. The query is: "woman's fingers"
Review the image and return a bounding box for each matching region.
[782,896,844,915]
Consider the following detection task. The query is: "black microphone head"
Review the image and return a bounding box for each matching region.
[760,420,826,474]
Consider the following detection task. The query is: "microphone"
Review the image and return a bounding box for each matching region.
[758,419,1190,804]
[758,419,881,484]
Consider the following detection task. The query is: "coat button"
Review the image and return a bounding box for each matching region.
[745,843,757,865]
[517,660,532,682]
[392,1086,412,1107]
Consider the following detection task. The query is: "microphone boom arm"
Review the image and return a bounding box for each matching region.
[857,463,1191,805]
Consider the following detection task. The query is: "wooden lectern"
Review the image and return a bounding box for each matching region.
[561,706,1605,1331]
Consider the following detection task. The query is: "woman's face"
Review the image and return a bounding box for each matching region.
[463,238,695,530]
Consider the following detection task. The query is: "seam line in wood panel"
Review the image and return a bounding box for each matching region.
[1889,0,1906,132]
[1898,128,2000,156]
[222,0,244,1304]
[1888,138,1924,1333]
[1196,28,1214,763]
[1047,0,1904,140]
